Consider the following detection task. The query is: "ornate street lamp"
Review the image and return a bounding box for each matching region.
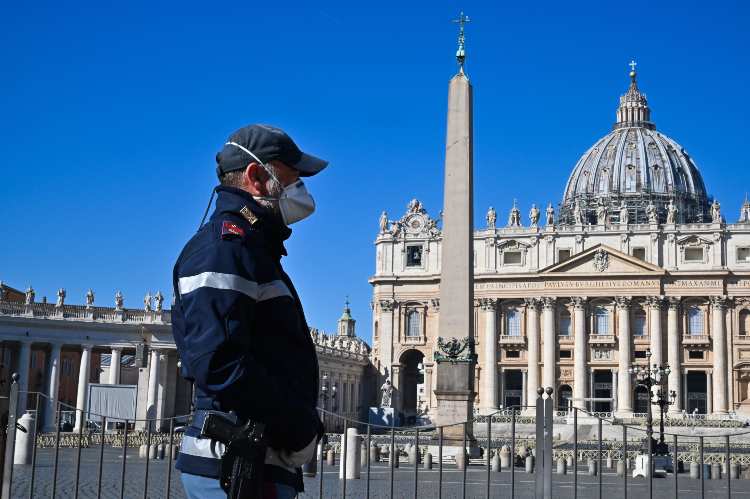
[628,348,674,456]
[319,373,337,431]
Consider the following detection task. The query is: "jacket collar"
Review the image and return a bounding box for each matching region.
[211,186,292,254]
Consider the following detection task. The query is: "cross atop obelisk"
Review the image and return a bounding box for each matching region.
[452,11,471,74]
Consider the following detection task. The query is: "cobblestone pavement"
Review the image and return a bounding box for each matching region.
[9,449,750,498]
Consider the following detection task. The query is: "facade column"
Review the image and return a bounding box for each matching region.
[667,297,682,413]
[711,296,728,414]
[74,345,92,432]
[521,369,528,408]
[706,369,713,415]
[524,298,540,411]
[615,297,632,414]
[647,296,664,366]
[109,347,122,384]
[572,297,588,410]
[146,348,160,428]
[43,343,62,431]
[378,299,396,383]
[480,298,498,411]
[541,297,557,395]
[16,341,32,416]
[611,368,618,413]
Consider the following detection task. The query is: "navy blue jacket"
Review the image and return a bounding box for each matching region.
[171,186,322,490]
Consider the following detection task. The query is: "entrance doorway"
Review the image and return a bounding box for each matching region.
[558,385,572,411]
[399,350,424,425]
[686,371,708,414]
[592,371,613,413]
[503,370,523,410]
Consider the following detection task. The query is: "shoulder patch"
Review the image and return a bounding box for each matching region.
[221,221,245,239]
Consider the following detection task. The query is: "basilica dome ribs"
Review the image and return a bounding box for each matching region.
[559,64,710,226]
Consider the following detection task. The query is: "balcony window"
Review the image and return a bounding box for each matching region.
[740,310,750,336]
[506,309,521,337]
[633,310,647,336]
[687,307,704,336]
[738,247,750,263]
[406,310,421,337]
[594,307,609,335]
[559,311,571,336]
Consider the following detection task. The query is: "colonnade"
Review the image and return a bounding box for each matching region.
[480,295,730,416]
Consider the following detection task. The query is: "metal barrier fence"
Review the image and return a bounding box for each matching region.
[2,374,750,498]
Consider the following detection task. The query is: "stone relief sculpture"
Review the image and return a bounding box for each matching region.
[666,199,679,224]
[25,286,35,305]
[529,204,540,227]
[486,206,496,228]
[711,199,722,223]
[115,291,124,310]
[408,199,424,214]
[545,203,555,226]
[593,248,609,272]
[573,199,585,225]
[379,211,389,233]
[646,201,658,224]
[507,201,521,227]
[56,288,66,308]
[144,292,153,312]
[380,379,393,408]
[596,200,608,225]
[85,289,95,307]
[619,201,629,225]
[154,291,164,312]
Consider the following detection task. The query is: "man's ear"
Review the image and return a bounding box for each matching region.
[242,163,265,196]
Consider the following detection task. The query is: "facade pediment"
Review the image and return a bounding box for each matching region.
[539,244,665,276]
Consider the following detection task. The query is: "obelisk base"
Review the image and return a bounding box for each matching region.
[430,361,479,458]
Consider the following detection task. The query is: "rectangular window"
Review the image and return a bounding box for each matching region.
[505,350,520,359]
[632,247,646,261]
[634,350,647,359]
[559,314,571,336]
[684,247,703,262]
[558,249,571,262]
[559,350,572,359]
[504,251,522,265]
[406,245,423,267]
[688,350,704,360]
[506,310,521,336]
[738,247,750,263]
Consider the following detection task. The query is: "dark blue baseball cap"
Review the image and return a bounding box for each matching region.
[215,124,328,178]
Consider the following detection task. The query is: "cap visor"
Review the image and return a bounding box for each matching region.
[293,152,328,177]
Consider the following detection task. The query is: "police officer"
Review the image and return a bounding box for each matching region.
[172,124,327,498]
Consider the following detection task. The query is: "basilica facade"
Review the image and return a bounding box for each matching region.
[370,67,750,420]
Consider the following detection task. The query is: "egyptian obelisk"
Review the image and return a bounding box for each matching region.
[433,12,477,449]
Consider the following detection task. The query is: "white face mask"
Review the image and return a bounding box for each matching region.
[224,141,316,225]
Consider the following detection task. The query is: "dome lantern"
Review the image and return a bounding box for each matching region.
[615,60,654,130]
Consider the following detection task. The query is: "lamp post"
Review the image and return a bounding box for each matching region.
[628,348,674,456]
[319,373,337,432]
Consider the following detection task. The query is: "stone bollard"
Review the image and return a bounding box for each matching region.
[424,452,433,470]
[731,463,740,479]
[408,446,417,466]
[690,462,700,479]
[525,456,534,473]
[149,444,158,460]
[158,443,166,460]
[711,463,721,480]
[392,448,399,468]
[339,428,361,480]
[13,412,35,465]
[456,450,466,470]
[361,444,368,468]
[703,463,711,480]
[557,457,566,475]
[370,444,380,463]
[566,456,573,469]
[491,454,500,472]
[588,459,597,476]
[172,444,179,460]
[139,444,148,459]
[499,445,511,469]
[606,457,613,469]
[326,449,335,466]
[616,460,625,476]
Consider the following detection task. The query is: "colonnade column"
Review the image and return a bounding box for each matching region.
[524,298,540,411]
[706,369,713,415]
[572,297,587,410]
[711,296,728,414]
[611,368,618,413]
[43,343,62,431]
[521,369,528,407]
[647,296,664,366]
[16,341,32,416]
[615,297,632,415]
[109,347,122,384]
[74,344,92,432]
[481,298,498,411]
[146,348,160,428]
[541,298,557,398]
[667,297,682,413]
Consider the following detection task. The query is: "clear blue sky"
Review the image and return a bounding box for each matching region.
[1,1,748,343]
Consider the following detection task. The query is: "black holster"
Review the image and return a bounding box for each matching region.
[201,412,267,499]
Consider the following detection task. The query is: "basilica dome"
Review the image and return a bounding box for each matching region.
[559,67,709,224]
